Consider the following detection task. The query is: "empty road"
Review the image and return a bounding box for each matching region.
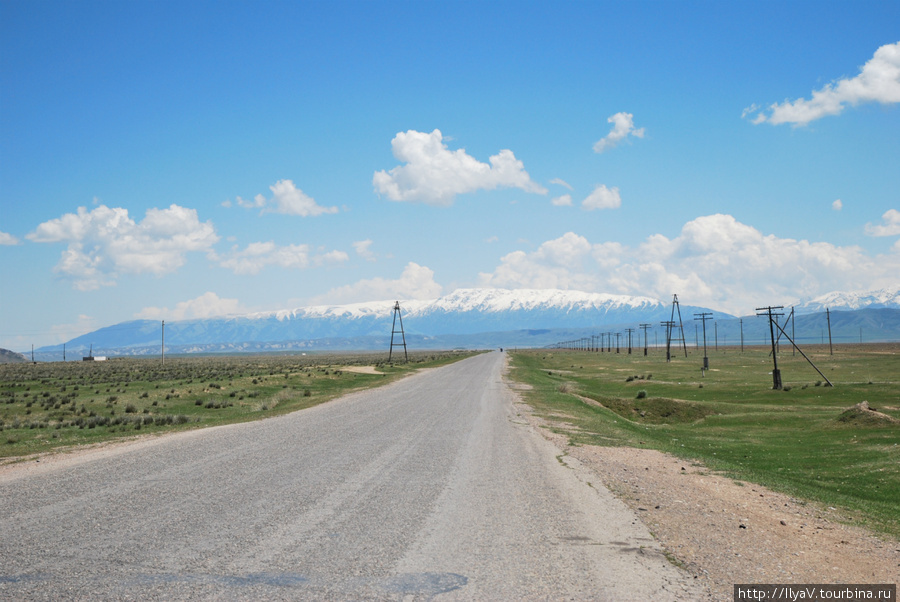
[0,351,701,600]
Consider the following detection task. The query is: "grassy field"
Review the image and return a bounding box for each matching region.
[0,350,475,459]
[508,344,900,537]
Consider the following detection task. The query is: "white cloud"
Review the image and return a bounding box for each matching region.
[0,231,20,245]
[551,194,573,207]
[267,180,338,216]
[26,204,219,291]
[230,180,338,216]
[478,214,900,315]
[746,41,900,126]
[136,292,245,320]
[353,239,376,262]
[582,185,622,210]
[865,209,900,237]
[311,262,443,305]
[550,178,574,190]
[593,112,645,153]
[236,193,266,209]
[372,129,547,206]
[212,241,348,275]
[832,199,843,211]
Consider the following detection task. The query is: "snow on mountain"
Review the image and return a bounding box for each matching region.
[252,288,665,321]
[52,288,727,354]
[794,286,900,314]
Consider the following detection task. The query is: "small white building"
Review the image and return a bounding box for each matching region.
[82,356,107,362]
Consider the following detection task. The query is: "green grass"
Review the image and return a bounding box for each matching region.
[509,344,900,537]
[0,350,475,458]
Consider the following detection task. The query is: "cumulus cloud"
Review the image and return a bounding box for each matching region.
[136,292,245,320]
[0,231,20,245]
[353,239,376,262]
[582,185,622,210]
[212,241,348,275]
[551,194,573,207]
[372,129,547,206]
[26,204,219,291]
[746,41,900,126]
[832,199,843,211]
[478,214,900,315]
[231,179,338,216]
[311,262,443,305]
[593,112,645,153]
[865,209,900,237]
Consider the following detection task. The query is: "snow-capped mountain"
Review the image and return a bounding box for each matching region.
[46,288,730,354]
[253,288,668,324]
[794,286,900,314]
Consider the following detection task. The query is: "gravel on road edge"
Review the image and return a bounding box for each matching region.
[506,382,900,601]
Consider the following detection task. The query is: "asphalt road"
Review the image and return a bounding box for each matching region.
[0,351,702,600]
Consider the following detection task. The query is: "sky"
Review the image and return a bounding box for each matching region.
[1,0,899,351]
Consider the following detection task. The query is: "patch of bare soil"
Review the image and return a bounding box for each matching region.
[340,365,385,375]
[510,400,900,600]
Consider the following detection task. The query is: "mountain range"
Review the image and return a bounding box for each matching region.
[31,286,900,359]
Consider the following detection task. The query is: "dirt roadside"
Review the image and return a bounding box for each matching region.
[509,388,900,600]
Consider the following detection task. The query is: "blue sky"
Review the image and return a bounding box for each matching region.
[1,0,899,351]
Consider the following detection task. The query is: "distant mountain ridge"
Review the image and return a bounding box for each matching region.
[794,286,900,314]
[31,286,900,358]
[0,348,29,364]
[41,288,728,355]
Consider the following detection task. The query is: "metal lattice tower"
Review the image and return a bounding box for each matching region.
[388,301,408,363]
[665,294,689,361]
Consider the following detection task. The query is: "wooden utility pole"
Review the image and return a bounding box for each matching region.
[694,312,712,369]
[826,308,833,355]
[639,323,651,356]
[757,306,784,389]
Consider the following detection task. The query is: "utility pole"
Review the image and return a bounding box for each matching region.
[740,318,744,353]
[161,320,165,365]
[694,312,713,369]
[660,320,676,362]
[639,323,651,356]
[389,301,408,363]
[615,332,621,353]
[790,308,795,356]
[668,294,688,358]
[625,328,634,354]
[826,307,833,355]
[757,306,784,389]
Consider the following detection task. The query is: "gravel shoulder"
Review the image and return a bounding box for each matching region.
[506,379,900,600]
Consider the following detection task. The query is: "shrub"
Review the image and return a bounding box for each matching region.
[124,404,137,413]
[636,390,648,399]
